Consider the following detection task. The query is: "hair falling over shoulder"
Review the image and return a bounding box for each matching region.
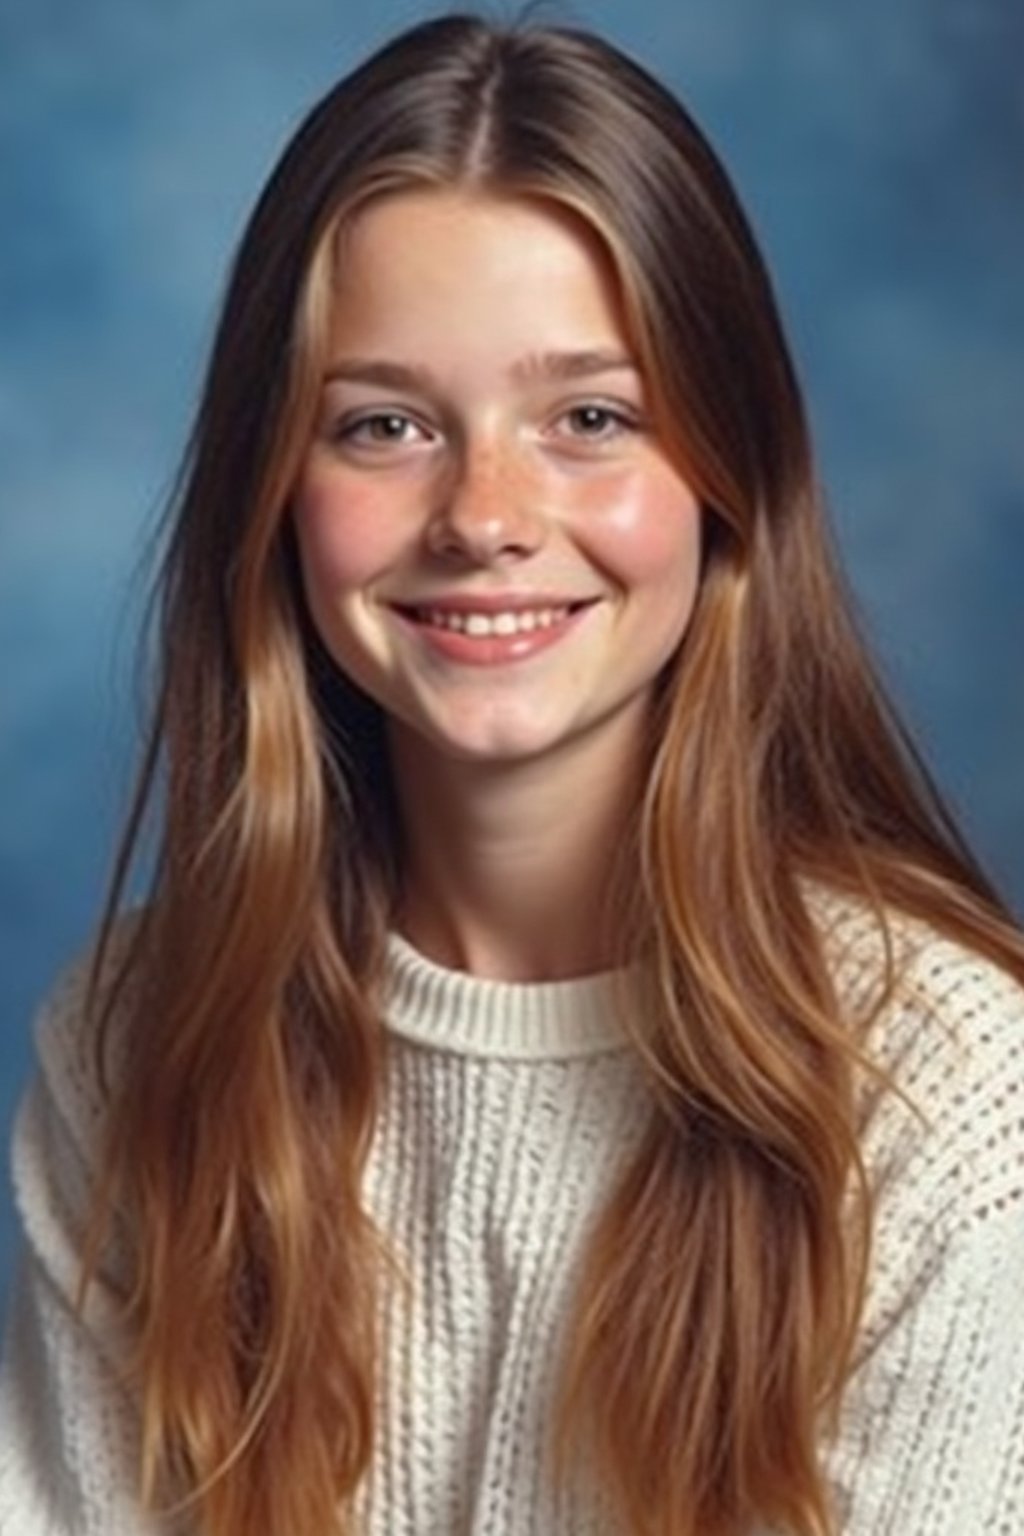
[82,14,1024,1536]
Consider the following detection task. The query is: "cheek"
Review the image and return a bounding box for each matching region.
[576,466,702,598]
[292,471,407,596]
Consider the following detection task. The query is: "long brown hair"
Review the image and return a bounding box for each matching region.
[85,13,1024,1536]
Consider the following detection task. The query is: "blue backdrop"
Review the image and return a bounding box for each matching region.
[1,0,1022,1309]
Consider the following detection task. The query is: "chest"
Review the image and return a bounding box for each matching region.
[356,1045,651,1535]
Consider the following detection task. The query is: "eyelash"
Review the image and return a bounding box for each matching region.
[330,402,641,449]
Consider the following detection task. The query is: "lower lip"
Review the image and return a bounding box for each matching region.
[392,607,594,666]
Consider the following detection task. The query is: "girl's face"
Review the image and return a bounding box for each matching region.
[293,189,702,774]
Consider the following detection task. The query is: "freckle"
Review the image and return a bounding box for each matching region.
[487,454,537,502]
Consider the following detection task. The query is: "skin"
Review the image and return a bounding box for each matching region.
[292,189,702,979]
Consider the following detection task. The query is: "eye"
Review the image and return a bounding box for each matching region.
[330,410,431,448]
[557,403,639,442]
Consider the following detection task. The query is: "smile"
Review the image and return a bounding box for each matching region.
[409,605,572,636]
[390,599,598,666]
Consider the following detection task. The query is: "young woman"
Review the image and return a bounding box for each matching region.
[2,12,1023,1536]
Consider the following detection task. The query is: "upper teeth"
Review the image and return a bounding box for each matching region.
[416,606,571,636]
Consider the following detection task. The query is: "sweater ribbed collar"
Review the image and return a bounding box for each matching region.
[382,932,633,1061]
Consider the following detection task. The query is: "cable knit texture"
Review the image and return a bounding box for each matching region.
[2,898,1024,1534]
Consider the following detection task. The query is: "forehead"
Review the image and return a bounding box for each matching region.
[323,187,635,360]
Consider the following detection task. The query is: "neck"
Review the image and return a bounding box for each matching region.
[388,718,647,982]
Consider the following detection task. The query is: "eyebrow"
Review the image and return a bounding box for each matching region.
[323,348,638,391]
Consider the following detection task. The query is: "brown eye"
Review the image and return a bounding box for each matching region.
[569,405,613,434]
[560,403,637,441]
[345,412,420,444]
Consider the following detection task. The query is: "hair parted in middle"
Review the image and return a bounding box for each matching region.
[88,13,1022,1536]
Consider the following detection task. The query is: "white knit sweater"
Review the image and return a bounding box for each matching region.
[2,899,1024,1535]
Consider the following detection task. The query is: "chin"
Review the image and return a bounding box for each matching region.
[426,730,563,766]
[390,708,569,767]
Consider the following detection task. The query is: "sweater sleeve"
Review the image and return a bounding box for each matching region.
[0,955,179,1536]
[820,921,1024,1535]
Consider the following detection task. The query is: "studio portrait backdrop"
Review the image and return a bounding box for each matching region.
[1,0,1022,1312]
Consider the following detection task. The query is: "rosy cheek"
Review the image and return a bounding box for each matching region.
[292,469,408,592]
[571,465,702,584]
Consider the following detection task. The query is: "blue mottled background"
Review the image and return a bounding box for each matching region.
[1,0,1022,1307]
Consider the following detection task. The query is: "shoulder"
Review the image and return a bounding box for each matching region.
[9,918,143,1311]
[809,883,1024,1065]
[803,890,1024,1370]
[26,915,142,1172]
[810,886,1024,1231]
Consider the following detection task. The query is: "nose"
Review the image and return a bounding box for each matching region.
[426,438,544,564]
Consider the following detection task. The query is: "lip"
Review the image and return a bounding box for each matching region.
[388,595,600,667]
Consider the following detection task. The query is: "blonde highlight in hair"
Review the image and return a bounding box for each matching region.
[83,14,1024,1536]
